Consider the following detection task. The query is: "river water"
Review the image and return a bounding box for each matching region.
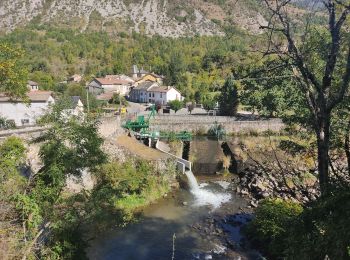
[87,176,250,260]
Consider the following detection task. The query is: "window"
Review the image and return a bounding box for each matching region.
[152,93,155,98]
[160,93,163,98]
[149,93,151,97]
[21,119,29,125]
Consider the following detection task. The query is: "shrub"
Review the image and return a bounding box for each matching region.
[285,187,350,260]
[245,198,303,259]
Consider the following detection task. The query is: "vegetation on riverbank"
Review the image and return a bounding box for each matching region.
[0,100,178,259]
[246,187,350,259]
[88,159,176,230]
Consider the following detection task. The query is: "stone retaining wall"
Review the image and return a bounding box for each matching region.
[149,116,284,133]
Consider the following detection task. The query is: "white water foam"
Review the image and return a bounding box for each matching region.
[185,171,231,209]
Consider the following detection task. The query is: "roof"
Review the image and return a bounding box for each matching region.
[133,81,158,91]
[148,86,171,93]
[148,86,181,93]
[96,92,114,101]
[94,77,131,86]
[149,73,165,79]
[0,91,53,102]
[71,96,82,107]
[27,91,53,102]
[132,83,181,94]
[27,80,39,86]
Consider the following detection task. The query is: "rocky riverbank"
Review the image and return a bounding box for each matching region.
[236,164,320,208]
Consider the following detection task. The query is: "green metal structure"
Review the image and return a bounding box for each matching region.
[136,129,192,142]
[122,105,192,141]
[122,105,156,131]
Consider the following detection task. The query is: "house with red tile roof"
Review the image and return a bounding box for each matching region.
[88,75,133,96]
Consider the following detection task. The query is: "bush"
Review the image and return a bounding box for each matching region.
[245,198,303,259]
[285,187,350,260]
[247,189,350,259]
[0,116,16,129]
[168,100,183,113]
[89,160,173,229]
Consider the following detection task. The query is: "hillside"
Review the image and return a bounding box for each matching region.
[0,0,269,36]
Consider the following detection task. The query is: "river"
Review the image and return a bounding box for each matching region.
[87,176,258,260]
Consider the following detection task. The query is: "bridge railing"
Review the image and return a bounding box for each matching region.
[155,140,191,174]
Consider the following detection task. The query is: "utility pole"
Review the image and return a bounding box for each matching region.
[86,86,90,114]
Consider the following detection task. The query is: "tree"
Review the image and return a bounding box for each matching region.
[0,44,28,98]
[203,97,217,112]
[261,0,350,193]
[194,91,202,104]
[218,76,239,116]
[168,100,183,113]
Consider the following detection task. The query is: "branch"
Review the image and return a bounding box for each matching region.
[327,43,350,111]
[22,222,51,260]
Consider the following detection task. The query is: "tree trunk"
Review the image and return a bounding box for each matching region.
[316,115,331,194]
[345,119,350,176]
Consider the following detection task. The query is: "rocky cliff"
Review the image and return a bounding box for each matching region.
[0,0,269,36]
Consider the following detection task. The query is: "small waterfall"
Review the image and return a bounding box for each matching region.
[184,170,200,191]
[184,171,231,209]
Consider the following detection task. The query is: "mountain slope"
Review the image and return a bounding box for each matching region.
[0,0,268,36]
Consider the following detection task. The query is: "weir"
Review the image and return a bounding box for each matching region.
[184,170,231,208]
[155,140,191,173]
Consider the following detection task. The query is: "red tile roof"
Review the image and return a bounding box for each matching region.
[94,78,131,85]
[0,91,53,102]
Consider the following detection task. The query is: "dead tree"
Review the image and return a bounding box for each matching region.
[261,0,350,193]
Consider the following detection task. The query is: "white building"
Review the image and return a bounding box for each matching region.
[27,81,39,91]
[129,82,183,105]
[61,96,84,120]
[88,76,132,96]
[0,91,55,126]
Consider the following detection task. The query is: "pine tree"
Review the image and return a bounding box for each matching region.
[219,76,239,116]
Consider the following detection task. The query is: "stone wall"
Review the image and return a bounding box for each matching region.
[98,116,124,138]
[149,115,284,133]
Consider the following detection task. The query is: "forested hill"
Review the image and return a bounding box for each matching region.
[0,0,269,36]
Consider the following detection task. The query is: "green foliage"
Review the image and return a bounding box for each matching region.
[278,139,308,155]
[219,76,239,116]
[247,187,350,259]
[0,116,16,129]
[240,58,307,119]
[0,44,28,98]
[168,100,183,113]
[109,93,128,106]
[0,27,254,100]
[245,198,303,259]
[202,96,217,111]
[285,186,350,259]
[0,137,26,197]
[37,100,106,200]
[89,160,173,228]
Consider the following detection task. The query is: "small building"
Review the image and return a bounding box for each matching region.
[0,91,55,127]
[62,96,84,118]
[88,76,132,96]
[69,96,84,116]
[27,81,39,91]
[129,82,183,105]
[68,74,82,83]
